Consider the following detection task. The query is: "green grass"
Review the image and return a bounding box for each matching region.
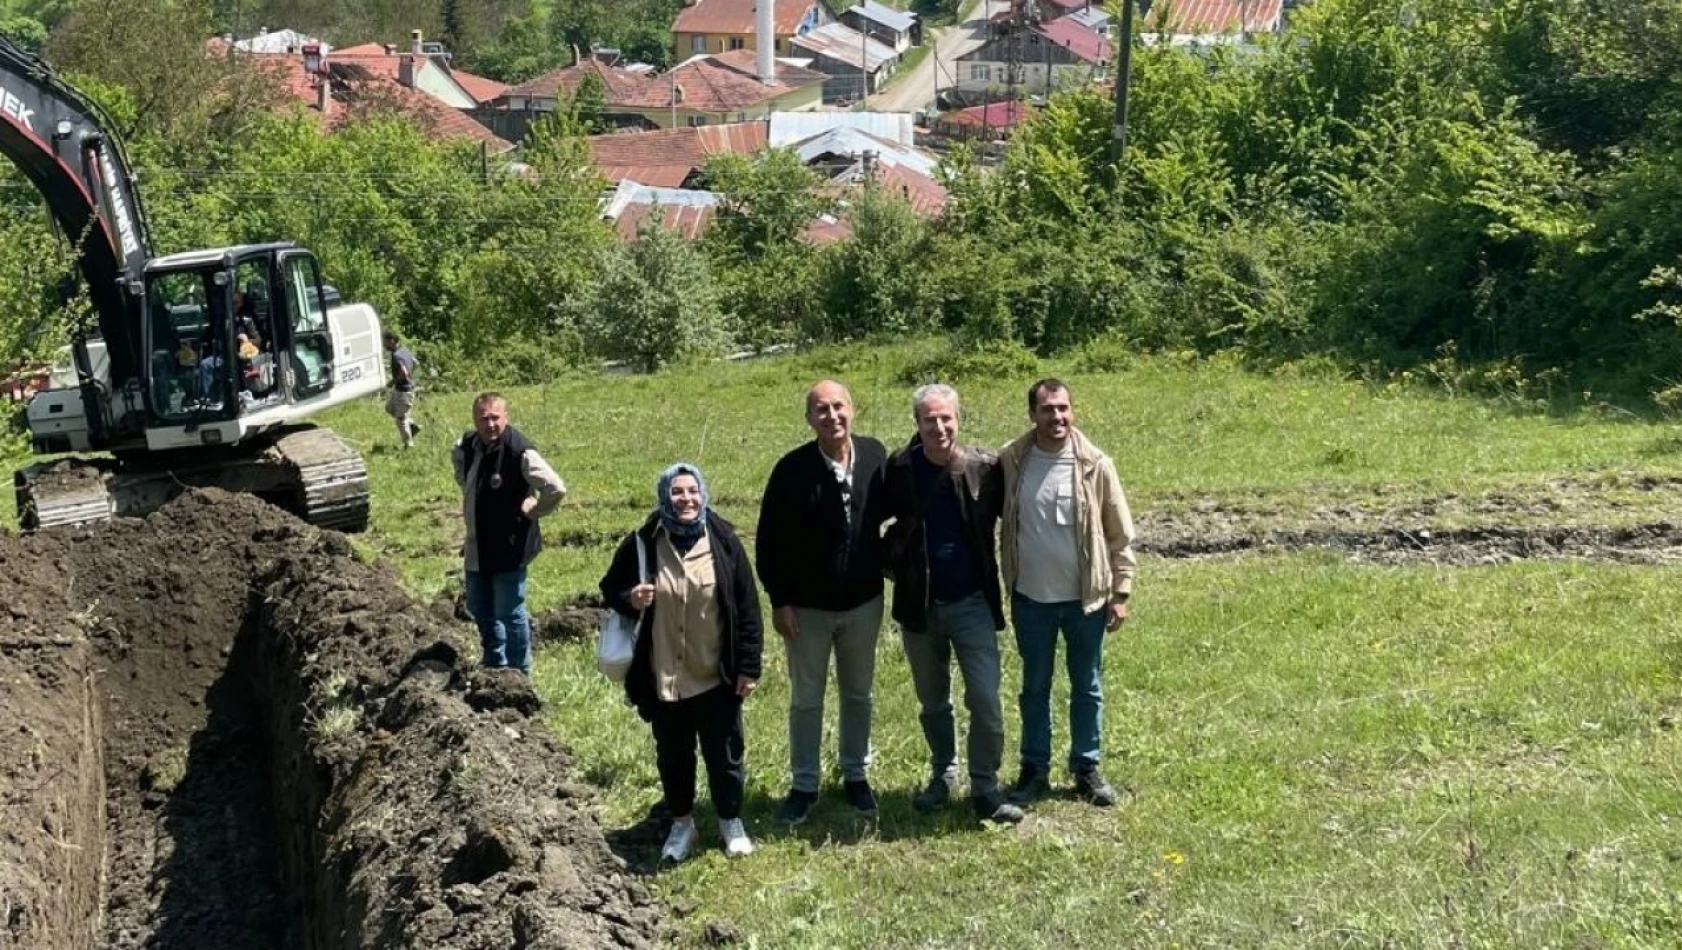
[532,555,1682,948]
[17,341,1682,946]
[326,343,1682,605]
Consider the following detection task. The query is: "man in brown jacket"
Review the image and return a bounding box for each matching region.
[999,379,1136,807]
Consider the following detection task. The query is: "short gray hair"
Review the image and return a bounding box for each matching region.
[911,383,960,419]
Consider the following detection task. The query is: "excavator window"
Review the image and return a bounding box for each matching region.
[145,269,234,421]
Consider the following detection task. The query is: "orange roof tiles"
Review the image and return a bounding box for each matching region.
[450,69,509,103]
[673,0,822,36]
[1143,0,1283,34]
[511,51,825,114]
[588,122,770,185]
[248,53,513,151]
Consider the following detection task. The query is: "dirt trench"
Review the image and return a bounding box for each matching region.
[0,491,661,950]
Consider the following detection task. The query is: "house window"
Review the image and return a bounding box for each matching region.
[691,35,706,53]
[688,115,708,127]
[970,63,989,82]
[729,36,745,50]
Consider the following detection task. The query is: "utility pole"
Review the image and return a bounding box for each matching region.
[1109,0,1134,162]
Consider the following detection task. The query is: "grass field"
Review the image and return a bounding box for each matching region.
[17,342,1682,947]
[296,343,1682,947]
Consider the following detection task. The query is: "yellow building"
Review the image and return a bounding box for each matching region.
[671,0,834,61]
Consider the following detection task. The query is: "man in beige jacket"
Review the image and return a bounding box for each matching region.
[999,379,1136,807]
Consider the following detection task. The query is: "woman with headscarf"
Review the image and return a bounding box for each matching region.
[600,462,764,862]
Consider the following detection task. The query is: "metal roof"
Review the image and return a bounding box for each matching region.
[233,29,323,54]
[788,126,938,177]
[788,22,898,72]
[847,0,918,33]
[769,110,915,147]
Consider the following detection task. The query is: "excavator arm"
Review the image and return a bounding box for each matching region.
[0,32,151,396]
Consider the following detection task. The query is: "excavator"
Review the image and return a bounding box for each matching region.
[1,33,385,532]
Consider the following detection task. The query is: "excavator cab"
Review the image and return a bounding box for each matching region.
[136,243,383,448]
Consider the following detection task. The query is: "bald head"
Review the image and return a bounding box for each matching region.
[805,379,854,452]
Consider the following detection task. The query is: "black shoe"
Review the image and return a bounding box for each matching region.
[1007,766,1050,806]
[843,779,878,814]
[971,791,1025,824]
[410,421,423,436]
[776,789,819,825]
[1074,767,1119,807]
[912,775,956,813]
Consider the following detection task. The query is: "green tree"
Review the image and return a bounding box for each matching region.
[586,221,726,372]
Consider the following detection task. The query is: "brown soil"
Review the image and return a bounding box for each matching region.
[0,490,661,950]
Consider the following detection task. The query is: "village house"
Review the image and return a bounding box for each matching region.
[788,22,900,104]
[332,33,509,107]
[839,1,922,51]
[671,0,835,59]
[482,51,826,141]
[231,40,514,152]
[587,121,769,188]
[955,16,1111,96]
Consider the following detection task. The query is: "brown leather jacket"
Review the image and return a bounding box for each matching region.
[881,435,1005,632]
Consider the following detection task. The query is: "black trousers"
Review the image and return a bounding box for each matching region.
[649,684,745,821]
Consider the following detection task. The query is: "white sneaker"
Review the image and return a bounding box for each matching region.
[661,817,697,862]
[719,817,754,857]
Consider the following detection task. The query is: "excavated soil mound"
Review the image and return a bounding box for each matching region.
[0,491,661,950]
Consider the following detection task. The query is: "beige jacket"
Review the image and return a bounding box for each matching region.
[1000,426,1136,614]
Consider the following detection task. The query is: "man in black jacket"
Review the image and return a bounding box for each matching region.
[758,380,889,824]
[452,392,567,674]
[882,383,1024,825]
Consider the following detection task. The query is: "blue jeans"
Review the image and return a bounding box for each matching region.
[465,568,531,673]
[1011,593,1106,774]
[901,593,1006,795]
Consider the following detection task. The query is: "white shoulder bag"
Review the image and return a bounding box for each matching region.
[596,534,647,682]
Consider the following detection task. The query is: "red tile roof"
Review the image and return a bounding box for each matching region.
[450,68,509,103]
[673,0,822,36]
[940,100,1034,129]
[874,163,947,217]
[248,53,513,151]
[588,122,770,186]
[507,59,655,102]
[1144,0,1283,34]
[1037,17,1112,64]
[616,50,827,112]
[615,201,718,240]
[515,51,825,113]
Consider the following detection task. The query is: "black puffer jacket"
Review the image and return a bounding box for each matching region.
[599,511,764,719]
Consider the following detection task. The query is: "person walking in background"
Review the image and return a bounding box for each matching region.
[758,380,890,824]
[881,384,1024,825]
[600,463,765,862]
[1000,379,1136,808]
[452,392,566,675]
[384,330,421,448]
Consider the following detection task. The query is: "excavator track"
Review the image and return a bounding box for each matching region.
[267,427,371,533]
[14,426,369,533]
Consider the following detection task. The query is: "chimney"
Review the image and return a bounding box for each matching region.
[411,29,424,55]
[398,54,416,87]
[756,0,776,85]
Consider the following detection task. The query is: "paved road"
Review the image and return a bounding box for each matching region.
[869,1,994,114]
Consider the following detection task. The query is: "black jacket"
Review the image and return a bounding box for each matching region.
[756,437,888,612]
[458,426,542,574]
[600,511,764,719]
[881,436,1006,632]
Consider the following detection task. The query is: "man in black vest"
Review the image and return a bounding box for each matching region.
[452,392,567,674]
[757,380,889,823]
